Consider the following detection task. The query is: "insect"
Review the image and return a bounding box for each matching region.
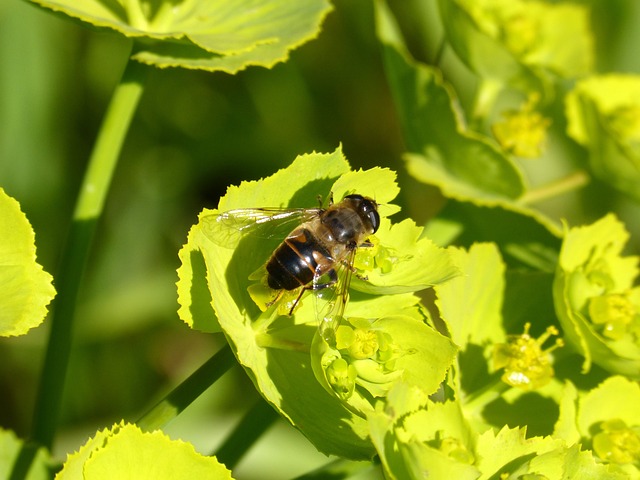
[202,194,380,340]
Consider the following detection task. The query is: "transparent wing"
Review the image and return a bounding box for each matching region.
[314,248,357,343]
[200,207,321,247]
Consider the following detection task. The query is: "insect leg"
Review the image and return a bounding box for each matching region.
[264,289,285,309]
[286,269,338,316]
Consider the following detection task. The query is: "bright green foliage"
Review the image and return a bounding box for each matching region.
[368,383,622,480]
[474,427,623,480]
[555,376,640,476]
[10,0,640,477]
[553,214,640,377]
[27,0,332,72]
[0,188,55,336]
[349,218,461,295]
[312,313,457,416]
[0,428,52,480]
[437,0,593,93]
[376,1,525,203]
[375,0,563,244]
[368,383,481,480]
[566,74,640,200]
[436,243,506,348]
[177,146,459,457]
[434,243,565,434]
[56,422,233,479]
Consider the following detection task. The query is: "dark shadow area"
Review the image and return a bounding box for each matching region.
[188,248,219,332]
[553,352,611,390]
[458,343,491,395]
[483,392,560,438]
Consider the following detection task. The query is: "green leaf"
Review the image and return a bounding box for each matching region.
[28,0,332,73]
[566,74,640,200]
[351,218,460,295]
[367,383,481,480]
[370,383,626,480]
[311,313,457,415]
[0,428,52,480]
[0,188,56,336]
[375,1,564,242]
[553,381,581,446]
[375,1,525,200]
[56,422,234,480]
[553,214,640,377]
[435,243,506,349]
[180,147,379,458]
[510,443,627,480]
[577,376,640,439]
[327,166,401,210]
[475,426,564,476]
[557,444,629,480]
[436,0,593,89]
[574,376,640,474]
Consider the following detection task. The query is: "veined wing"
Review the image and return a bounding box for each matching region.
[200,207,321,248]
[314,248,357,344]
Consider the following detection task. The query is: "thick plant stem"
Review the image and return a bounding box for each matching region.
[137,345,236,431]
[31,51,147,450]
[214,397,279,470]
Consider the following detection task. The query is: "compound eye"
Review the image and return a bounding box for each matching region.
[360,199,380,233]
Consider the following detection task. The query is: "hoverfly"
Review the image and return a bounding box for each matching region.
[202,194,380,341]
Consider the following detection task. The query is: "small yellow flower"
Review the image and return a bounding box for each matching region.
[593,419,640,465]
[492,95,551,158]
[500,13,538,56]
[589,292,639,341]
[493,323,563,390]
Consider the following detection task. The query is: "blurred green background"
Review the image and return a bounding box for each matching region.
[1,0,639,478]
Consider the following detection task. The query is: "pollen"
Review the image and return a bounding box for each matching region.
[348,329,380,360]
[493,323,564,390]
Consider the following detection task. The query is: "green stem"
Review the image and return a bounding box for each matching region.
[214,397,279,470]
[294,458,378,480]
[31,49,147,450]
[137,345,236,431]
[520,170,590,205]
[122,0,149,29]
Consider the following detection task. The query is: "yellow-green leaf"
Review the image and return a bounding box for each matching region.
[28,0,332,73]
[56,422,234,480]
[0,188,55,336]
[437,0,593,89]
[179,147,376,458]
[566,74,640,200]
